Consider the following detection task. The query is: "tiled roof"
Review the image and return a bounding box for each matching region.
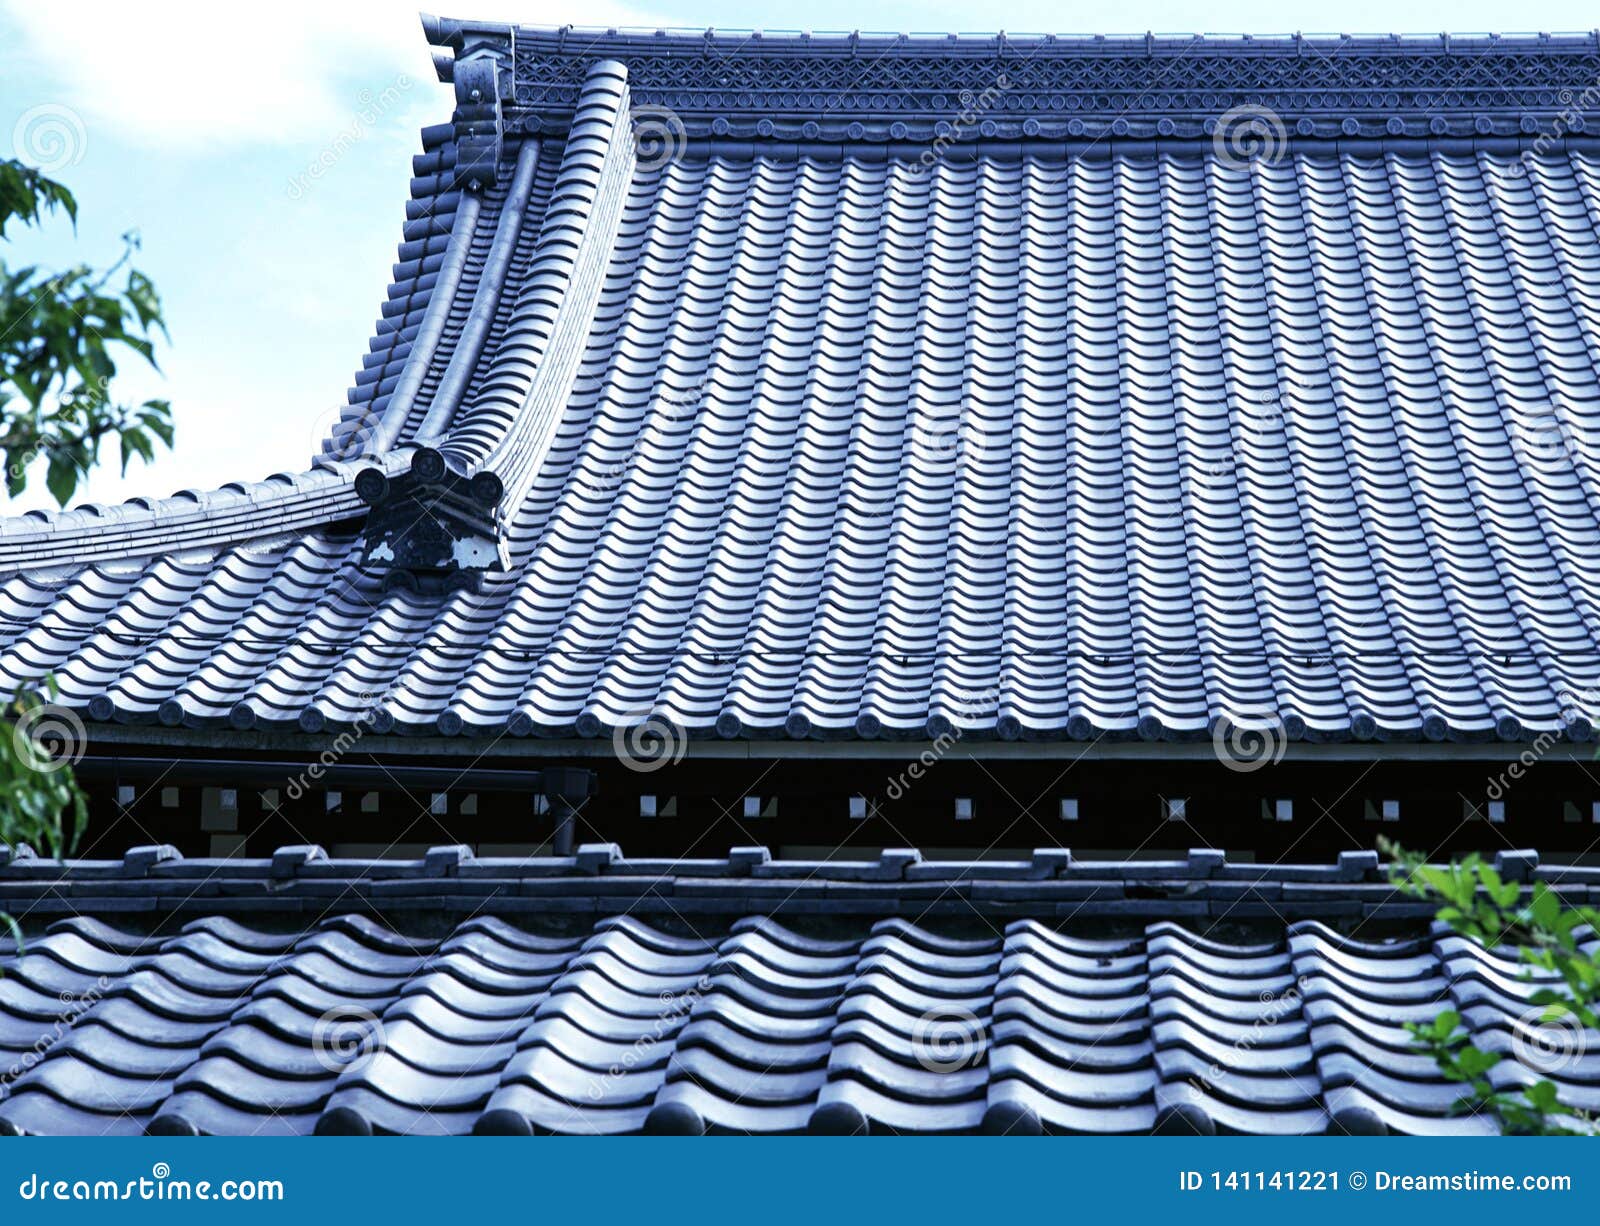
[2,895,1595,1137]
[5,26,1600,744]
[4,845,1596,1136]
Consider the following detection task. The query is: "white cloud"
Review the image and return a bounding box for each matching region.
[2,0,668,150]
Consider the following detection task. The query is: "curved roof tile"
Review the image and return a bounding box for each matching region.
[4,27,1600,744]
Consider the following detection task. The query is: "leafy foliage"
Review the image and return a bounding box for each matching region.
[1383,838,1600,1135]
[0,681,87,948]
[1,159,169,944]
[0,160,76,235]
[0,682,85,860]
[0,158,173,505]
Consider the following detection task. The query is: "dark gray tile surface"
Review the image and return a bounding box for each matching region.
[2,34,1599,743]
[3,898,1594,1136]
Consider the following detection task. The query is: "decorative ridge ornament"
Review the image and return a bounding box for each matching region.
[420,21,1600,145]
[355,448,505,594]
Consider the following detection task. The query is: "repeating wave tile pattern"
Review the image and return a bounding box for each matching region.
[2,914,1595,1136]
[5,78,1600,741]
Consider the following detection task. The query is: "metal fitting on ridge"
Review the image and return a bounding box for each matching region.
[452,52,506,190]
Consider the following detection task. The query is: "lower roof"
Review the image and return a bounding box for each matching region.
[2,910,1593,1138]
[1,845,1596,1137]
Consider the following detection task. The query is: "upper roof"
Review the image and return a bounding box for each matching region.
[5,24,1600,745]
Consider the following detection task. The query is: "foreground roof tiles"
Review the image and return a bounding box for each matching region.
[2,906,1594,1137]
[3,847,1594,1135]
[4,27,1600,744]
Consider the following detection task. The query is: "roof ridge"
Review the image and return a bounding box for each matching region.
[425,20,1600,53]
[422,16,1600,147]
[5,841,1589,924]
[0,455,407,577]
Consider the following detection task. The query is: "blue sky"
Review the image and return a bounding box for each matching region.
[3,0,1598,511]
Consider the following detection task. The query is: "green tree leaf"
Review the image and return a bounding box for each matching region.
[2,157,172,946]
[1385,841,1600,1136]
[0,160,174,506]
